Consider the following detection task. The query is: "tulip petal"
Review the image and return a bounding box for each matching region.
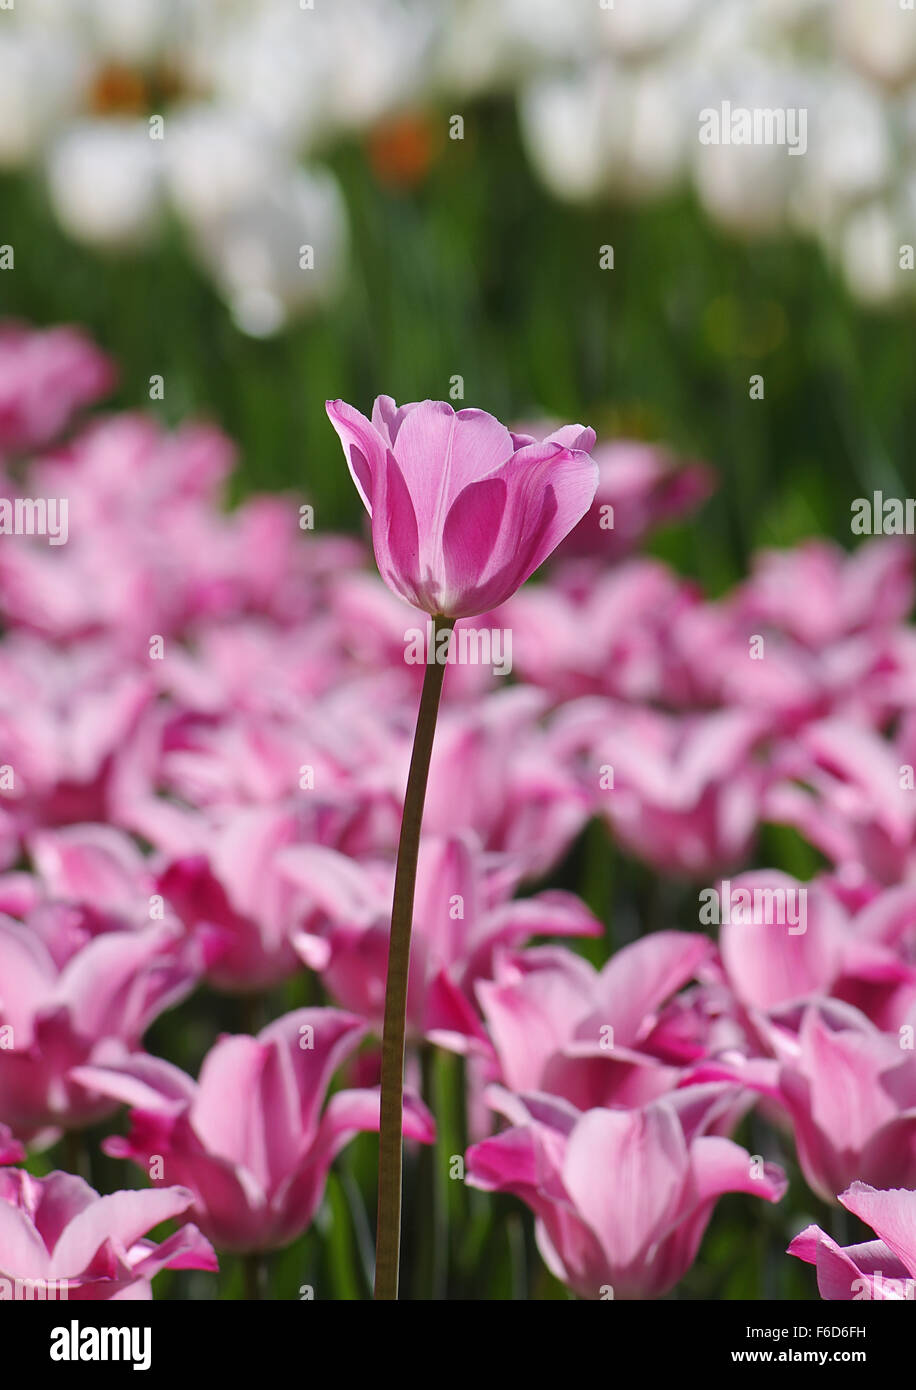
[562,1105,687,1269]
[841,1182,916,1278]
[325,400,388,513]
[51,1187,195,1280]
[390,401,514,534]
[370,452,423,608]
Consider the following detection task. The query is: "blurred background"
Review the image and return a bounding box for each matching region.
[0,0,914,585]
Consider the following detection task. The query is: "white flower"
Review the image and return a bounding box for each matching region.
[518,69,612,203]
[187,168,349,337]
[790,76,891,238]
[47,120,162,248]
[839,200,903,304]
[0,31,83,167]
[436,0,587,96]
[0,0,359,328]
[519,59,688,203]
[835,0,916,90]
[595,0,701,61]
[163,107,286,227]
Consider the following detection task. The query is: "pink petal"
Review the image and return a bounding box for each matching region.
[51,1187,195,1280]
[840,1182,916,1278]
[325,400,388,513]
[562,1105,688,1268]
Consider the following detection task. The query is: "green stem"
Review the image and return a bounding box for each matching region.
[240,992,265,1037]
[375,616,455,1301]
[62,1128,90,1184]
[414,1044,448,1299]
[242,1252,266,1300]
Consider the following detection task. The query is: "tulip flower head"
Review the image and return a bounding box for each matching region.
[467,1085,787,1299]
[76,1008,434,1253]
[789,1182,916,1300]
[326,398,598,617]
[0,1167,216,1300]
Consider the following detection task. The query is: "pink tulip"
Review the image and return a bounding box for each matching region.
[556,700,768,878]
[0,321,114,454]
[667,571,904,734]
[735,538,913,648]
[0,1124,23,1165]
[782,1004,916,1201]
[156,815,316,993]
[425,688,591,879]
[503,560,703,704]
[0,1167,216,1300]
[766,719,916,887]
[707,1000,916,1203]
[551,439,714,562]
[0,635,152,848]
[326,397,598,618]
[477,931,713,1108]
[76,1008,435,1252]
[467,1084,786,1298]
[717,870,848,1017]
[789,1182,916,1300]
[28,823,156,928]
[718,872,916,1029]
[690,539,913,729]
[0,913,201,1142]
[287,833,600,1048]
[839,885,916,1030]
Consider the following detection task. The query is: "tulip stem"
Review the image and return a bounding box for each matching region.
[375,615,455,1301]
[63,1128,90,1184]
[242,1252,266,1300]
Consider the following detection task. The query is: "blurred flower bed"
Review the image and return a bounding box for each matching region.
[3,0,916,332]
[1,322,916,1299]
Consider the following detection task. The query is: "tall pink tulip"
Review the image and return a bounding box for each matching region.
[327,396,597,1300]
[326,397,597,620]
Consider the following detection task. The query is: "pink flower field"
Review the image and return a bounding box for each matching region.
[1,321,914,1324]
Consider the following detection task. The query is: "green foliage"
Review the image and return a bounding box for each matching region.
[2,98,913,569]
